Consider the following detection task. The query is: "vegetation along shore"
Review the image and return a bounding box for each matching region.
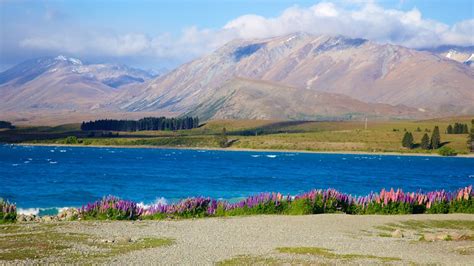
[2,186,473,224]
[1,188,473,264]
[1,116,474,156]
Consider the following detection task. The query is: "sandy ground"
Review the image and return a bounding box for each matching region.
[41,214,474,265]
[16,143,474,158]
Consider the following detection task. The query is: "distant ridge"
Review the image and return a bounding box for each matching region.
[114,33,474,119]
[0,56,158,112]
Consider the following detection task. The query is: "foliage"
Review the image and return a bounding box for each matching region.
[65,136,79,144]
[216,127,229,148]
[0,121,13,129]
[447,123,469,134]
[420,133,430,150]
[81,116,199,132]
[0,199,17,223]
[78,196,143,220]
[78,186,474,220]
[430,126,441,149]
[401,132,414,149]
[437,146,457,156]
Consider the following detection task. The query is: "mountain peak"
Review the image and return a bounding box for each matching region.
[54,55,83,65]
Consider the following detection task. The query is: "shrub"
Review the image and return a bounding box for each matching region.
[78,196,143,220]
[438,146,457,156]
[78,186,474,220]
[0,199,17,223]
[64,136,79,144]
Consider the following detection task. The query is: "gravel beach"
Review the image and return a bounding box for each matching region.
[4,213,469,265]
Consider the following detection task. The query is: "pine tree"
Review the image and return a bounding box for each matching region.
[217,127,228,148]
[402,132,414,149]
[420,133,430,150]
[463,124,469,134]
[430,126,441,149]
[447,125,453,134]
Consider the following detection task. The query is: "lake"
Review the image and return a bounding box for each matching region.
[0,144,473,214]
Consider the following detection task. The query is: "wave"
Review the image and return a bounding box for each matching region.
[18,206,76,216]
[137,197,168,208]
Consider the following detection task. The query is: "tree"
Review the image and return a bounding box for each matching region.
[446,125,453,134]
[430,126,441,149]
[217,127,229,148]
[420,133,430,150]
[0,121,13,129]
[402,132,414,149]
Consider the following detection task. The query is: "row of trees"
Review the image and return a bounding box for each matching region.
[402,126,441,150]
[80,117,199,132]
[446,123,469,134]
[0,121,13,129]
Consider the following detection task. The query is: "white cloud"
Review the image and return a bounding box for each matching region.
[8,1,474,68]
[221,2,473,49]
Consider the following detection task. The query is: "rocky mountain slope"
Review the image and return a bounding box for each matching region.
[423,45,474,67]
[114,33,474,118]
[0,56,156,112]
[188,78,426,120]
[2,33,473,122]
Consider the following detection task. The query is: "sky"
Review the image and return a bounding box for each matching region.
[1,0,473,71]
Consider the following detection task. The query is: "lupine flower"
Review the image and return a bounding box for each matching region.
[78,186,474,220]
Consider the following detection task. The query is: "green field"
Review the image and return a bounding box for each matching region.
[1,117,472,155]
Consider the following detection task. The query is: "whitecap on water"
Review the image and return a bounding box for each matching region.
[18,207,76,216]
[23,161,30,164]
[137,197,168,208]
[50,161,58,164]
[12,164,19,166]
[251,155,261,158]
[266,155,277,158]
[50,150,55,152]
[18,208,40,215]
[59,150,67,153]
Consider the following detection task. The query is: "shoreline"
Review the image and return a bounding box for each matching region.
[3,214,474,264]
[12,142,474,158]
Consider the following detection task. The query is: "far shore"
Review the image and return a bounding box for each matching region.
[13,142,474,158]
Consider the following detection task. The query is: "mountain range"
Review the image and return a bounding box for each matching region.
[0,56,158,112]
[1,33,473,124]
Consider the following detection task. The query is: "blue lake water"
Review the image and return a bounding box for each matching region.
[0,144,473,214]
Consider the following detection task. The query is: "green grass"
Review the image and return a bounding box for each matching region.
[0,223,174,263]
[217,255,284,265]
[375,220,474,234]
[2,117,473,154]
[374,220,474,242]
[276,247,401,262]
[382,220,474,231]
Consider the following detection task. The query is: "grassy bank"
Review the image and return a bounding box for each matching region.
[1,117,472,155]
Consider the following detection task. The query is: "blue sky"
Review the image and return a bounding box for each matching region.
[1,0,473,70]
